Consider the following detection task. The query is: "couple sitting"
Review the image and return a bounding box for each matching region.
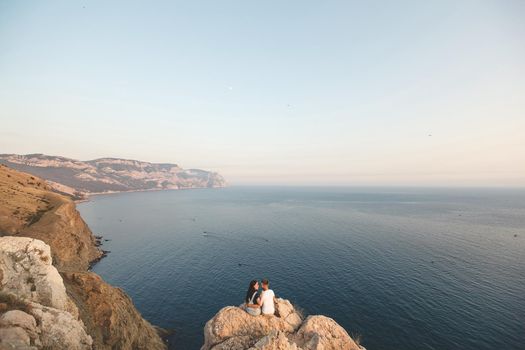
[244,278,275,316]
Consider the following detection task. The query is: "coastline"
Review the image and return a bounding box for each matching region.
[75,185,228,344]
[74,185,226,204]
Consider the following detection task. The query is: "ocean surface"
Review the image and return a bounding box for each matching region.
[78,186,525,350]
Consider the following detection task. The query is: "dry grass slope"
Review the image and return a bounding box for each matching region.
[0,163,57,234]
[0,164,101,270]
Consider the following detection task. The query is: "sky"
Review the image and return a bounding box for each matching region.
[1,0,524,186]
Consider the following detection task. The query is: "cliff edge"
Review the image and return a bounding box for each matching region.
[0,163,100,270]
[202,298,364,350]
[0,164,166,349]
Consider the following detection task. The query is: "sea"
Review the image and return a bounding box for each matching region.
[77,186,525,350]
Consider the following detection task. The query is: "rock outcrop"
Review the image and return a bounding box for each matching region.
[0,237,92,349]
[0,165,166,350]
[0,299,93,350]
[202,299,363,350]
[293,316,362,350]
[0,237,74,313]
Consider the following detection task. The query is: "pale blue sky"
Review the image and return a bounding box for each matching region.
[1,0,524,185]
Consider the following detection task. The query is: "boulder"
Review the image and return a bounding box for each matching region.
[202,299,362,350]
[0,237,69,310]
[0,310,38,339]
[275,299,302,330]
[0,237,93,349]
[202,299,304,350]
[29,302,92,350]
[293,315,360,350]
[0,326,33,349]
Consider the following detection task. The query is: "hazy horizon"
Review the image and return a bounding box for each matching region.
[1,1,524,186]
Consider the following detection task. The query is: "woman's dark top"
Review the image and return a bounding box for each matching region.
[246,290,259,305]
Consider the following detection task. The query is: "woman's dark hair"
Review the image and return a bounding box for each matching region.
[245,280,258,304]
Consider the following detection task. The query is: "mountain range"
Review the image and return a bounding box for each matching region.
[0,153,225,198]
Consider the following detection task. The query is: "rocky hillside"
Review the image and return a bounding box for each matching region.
[0,164,166,349]
[202,298,364,350]
[0,153,226,197]
[0,164,100,270]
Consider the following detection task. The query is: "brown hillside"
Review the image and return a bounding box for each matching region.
[0,164,101,270]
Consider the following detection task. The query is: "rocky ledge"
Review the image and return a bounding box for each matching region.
[202,299,364,350]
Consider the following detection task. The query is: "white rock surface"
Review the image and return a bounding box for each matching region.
[0,310,38,339]
[0,326,34,349]
[0,237,68,310]
[29,302,93,350]
[0,236,93,350]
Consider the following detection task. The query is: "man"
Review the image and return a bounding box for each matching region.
[260,278,276,316]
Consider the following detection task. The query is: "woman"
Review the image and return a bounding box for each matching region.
[244,279,261,316]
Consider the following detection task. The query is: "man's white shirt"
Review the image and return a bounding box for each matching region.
[261,289,275,315]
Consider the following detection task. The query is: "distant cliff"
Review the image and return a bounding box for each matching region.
[0,164,166,349]
[0,153,226,198]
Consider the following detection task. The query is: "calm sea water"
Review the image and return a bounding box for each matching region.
[78,187,525,350]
